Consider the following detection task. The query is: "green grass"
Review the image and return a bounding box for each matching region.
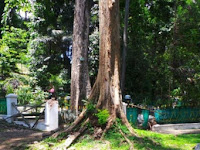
[133,129,200,150]
[27,127,200,150]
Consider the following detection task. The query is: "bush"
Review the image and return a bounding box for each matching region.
[86,102,96,114]
[16,85,34,104]
[1,74,48,105]
[95,109,109,125]
[16,85,47,105]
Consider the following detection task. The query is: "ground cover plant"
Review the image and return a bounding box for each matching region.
[27,124,200,150]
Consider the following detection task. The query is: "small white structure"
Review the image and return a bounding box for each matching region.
[4,94,59,131]
[6,94,18,122]
[122,102,127,115]
[44,99,58,131]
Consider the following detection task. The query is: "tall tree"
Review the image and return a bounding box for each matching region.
[29,0,74,91]
[88,0,134,132]
[53,1,136,146]
[70,0,92,115]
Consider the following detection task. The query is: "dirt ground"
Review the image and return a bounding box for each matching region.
[0,120,44,150]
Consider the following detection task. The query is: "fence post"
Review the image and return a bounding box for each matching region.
[122,102,127,115]
[45,99,58,131]
[6,94,18,122]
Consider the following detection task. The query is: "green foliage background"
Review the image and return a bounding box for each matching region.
[0,0,200,107]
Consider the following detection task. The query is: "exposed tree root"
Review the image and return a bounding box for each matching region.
[117,123,134,150]
[52,109,86,138]
[100,117,114,140]
[65,119,89,148]
[50,108,138,150]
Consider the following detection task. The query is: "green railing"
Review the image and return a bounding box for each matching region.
[127,107,200,127]
[0,98,7,114]
[127,107,138,125]
[155,107,200,124]
[126,107,150,128]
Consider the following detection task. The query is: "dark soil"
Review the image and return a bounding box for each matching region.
[0,119,44,150]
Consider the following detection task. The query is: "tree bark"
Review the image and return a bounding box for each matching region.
[71,0,92,115]
[121,0,130,95]
[52,0,136,141]
[88,0,136,136]
[88,0,129,125]
[89,0,122,111]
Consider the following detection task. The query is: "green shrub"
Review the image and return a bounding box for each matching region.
[5,84,14,94]
[16,85,34,104]
[16,85,47,105]
[95,109,109,125]
[86,103,96,114]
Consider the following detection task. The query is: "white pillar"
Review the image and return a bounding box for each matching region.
[45,99,58,131]
[122,102,127,115]
[6,94,18,122]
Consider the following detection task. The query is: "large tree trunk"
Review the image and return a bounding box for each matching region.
[89,1,134,134]
[94,0,122,110]
[71,0,92,115]
[52,0,136,145]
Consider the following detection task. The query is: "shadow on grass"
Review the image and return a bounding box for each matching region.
[132,136,180,150]
[105,128,180,150]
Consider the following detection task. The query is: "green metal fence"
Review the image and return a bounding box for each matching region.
[142,109,149,128]
[127,107,200,127]
[155,108,200,124]
[127,107,138,125]
[0,98,7,114]
[126,107,150,128]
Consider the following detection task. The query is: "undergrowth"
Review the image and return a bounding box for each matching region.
[95,109,110,125]
[27,121,200,150]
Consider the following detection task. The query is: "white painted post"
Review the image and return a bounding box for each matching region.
[45,99,58,131]
[6,94,18,122]
[122,102,127,115]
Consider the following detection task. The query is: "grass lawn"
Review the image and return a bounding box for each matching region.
[27,126,200,150]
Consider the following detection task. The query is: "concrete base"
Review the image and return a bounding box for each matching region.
[0,115,7,120]
[152,123,200,135]
[1,115,58,131]
[0,115,56,131]
[14,119,53,131]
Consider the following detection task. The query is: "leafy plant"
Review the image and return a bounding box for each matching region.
[5,84,14,94]
[16,85,47,105]
[16,85,34,104]
[95,109,109,125]
[86,102,96,114]
[43,137,58,143]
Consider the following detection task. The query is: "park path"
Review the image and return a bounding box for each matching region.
[154,128,200,135]
[0,120,44,150]
[152,123,200,135]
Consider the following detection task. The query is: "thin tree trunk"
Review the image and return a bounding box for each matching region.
[71,0,92,116]
[121,0,130,95]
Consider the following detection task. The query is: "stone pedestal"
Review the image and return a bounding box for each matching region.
[45,99,58,131]
[122,102,127,115]
[6,94,18,122]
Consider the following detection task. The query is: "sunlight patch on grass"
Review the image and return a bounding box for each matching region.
[27,128,200,150]
[135,129,200,150]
